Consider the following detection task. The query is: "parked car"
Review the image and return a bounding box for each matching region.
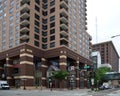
[0,80,10,90]
[99,82,110,90]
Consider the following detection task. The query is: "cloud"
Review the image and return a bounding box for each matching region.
[87,0,120,51]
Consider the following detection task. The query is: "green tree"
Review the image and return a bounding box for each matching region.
[51,70,69,80]
[95,67,111,85]
[51,70,69,88]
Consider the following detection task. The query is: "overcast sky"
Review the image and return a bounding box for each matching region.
[87,0,120,56]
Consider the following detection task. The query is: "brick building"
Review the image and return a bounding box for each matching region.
[92,41,119,72]
[0,0,92,89]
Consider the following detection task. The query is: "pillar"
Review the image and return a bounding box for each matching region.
[59,51,67,71]
[76,60,80,89]
[59,50,67,88]
[6,54,14,86]
[41,58,48,88]
[19,48,34,89]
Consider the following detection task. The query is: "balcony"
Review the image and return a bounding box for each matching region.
[85,21,87,25]
[60,39,68,47]
[20,0,30,5]
[60,16,68,24]
[20,34,29,40]
[60,9,68,18]
[60,34,68,40]
[20,11,30,19]
[20,3,30,13]
[60,0,68,10]
[60,23,68,30]
[20,18,30,26]
[85,26,87,30]
[60,30,68,36]
[20,27,29,34]
[60,0,68,4]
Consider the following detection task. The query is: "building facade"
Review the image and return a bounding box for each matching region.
[91,51,101,69]
[92,41,119,72]
[0,0,92,89]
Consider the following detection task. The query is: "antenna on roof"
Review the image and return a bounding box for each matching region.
[95,16,98,43]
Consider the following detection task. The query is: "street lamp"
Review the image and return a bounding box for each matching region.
[111,34,120,38]
[48,77,52,91]
[22,78,27,90]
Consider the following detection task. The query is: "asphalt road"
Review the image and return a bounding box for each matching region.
[0,88,120,96]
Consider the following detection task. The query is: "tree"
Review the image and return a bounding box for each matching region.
[51,70,69,80]
[94,67,111,85]
[51,70,69,88]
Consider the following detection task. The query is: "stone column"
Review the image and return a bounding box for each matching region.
[41,58,48,88]
[59,50,67,88]
[76,60,80,89]
[6,54,13,86]
[59,51,67,71]
[19,48,34,89]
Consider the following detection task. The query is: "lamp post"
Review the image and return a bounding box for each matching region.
[111,34,120,38]
[48,77,52,91]
[22,78,27,90]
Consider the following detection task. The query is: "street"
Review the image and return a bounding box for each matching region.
[0,88,120,96]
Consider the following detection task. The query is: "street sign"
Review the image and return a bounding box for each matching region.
[84,65,90,69]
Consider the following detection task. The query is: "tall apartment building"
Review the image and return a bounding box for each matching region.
[0,0,92,89]
[92,41,119,72]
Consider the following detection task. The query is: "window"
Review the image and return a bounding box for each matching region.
[42,44,47,49]
[42,11,47,16]
[9,41,13,48]
[34,27,39,33]
[9,15,14,21]
[34,41,39,47]
[50,0,55,6]
[35,13,40,20]
[50,22,55,28]
[2,27,6,32]
[35,0,40,5]
[0,16,2,20]
[50,15,55,22]
[16,19,19,24]
[34,34,39,40]
[35,20,40,27]
[42,19,47,24]
[0,10,3,14]
[10,1,14,7]
[15,32,19,38]
[16,26,19,31]
[50,29,55,34]
[50,42,55,48]
[35,5,40,12]
[9,7,14,14]
[42,31,47,36]
[9,36,13,41]
[9,30,13,34]
[42,38,47,43]
[50,7,55,13]
[42,4,48,9]
[16,3,19,9]
[42,0,47,3]
[42,25,47,30]
[50,35,55,41]
[16,12,19,18]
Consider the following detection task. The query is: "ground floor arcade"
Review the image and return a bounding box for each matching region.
[0,44,92,89]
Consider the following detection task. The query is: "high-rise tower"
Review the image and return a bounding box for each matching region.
[0,0,92,89]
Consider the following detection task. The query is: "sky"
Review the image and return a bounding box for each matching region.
[87,0,120,71]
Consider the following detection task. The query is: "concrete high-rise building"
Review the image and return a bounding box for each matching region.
[0,0,92,89]
[92,41,119,72]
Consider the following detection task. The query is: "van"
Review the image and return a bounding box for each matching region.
[0,80,10,89]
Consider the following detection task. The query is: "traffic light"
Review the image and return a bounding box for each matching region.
[48,77,52,83]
